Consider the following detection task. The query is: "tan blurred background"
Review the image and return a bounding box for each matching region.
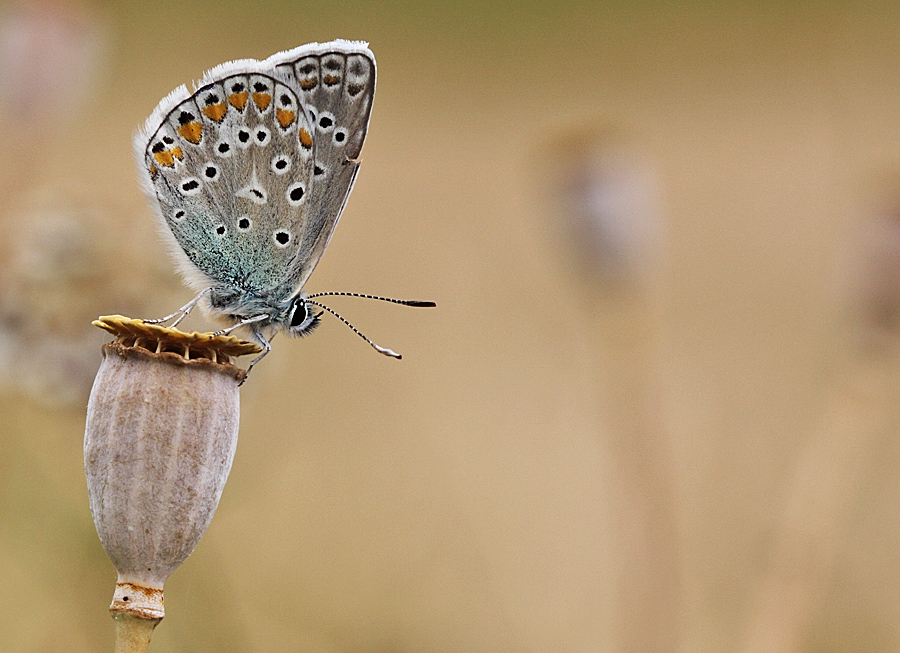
[4,0,900,650]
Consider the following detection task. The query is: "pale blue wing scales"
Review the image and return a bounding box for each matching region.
[139,72,317,296]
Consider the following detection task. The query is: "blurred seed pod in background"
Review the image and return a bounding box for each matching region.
[546,125,664,293]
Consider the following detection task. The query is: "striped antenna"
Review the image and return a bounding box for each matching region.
[307,291,436,308]
[306,299,403,358]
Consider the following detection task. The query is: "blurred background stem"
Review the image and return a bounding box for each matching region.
[739,346,900,652]
[591,289,682,652]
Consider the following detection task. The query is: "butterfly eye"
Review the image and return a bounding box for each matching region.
[287,299,321,336]
[289,301,308,327]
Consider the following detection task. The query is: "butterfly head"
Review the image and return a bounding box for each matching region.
[286,295,321,337]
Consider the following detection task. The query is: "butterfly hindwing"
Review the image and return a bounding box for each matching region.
[139,70,317,296]
[269,42,376,293]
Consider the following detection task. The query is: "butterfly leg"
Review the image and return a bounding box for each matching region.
[210,313,269,338]
[239,326,272,385]
[143,288,212,328]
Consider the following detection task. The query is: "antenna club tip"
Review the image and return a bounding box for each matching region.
[376,346,401,359]
[410,301,436,307]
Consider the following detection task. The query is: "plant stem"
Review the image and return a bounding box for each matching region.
[113,614,160,653]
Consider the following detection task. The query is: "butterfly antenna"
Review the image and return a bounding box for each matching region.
[307,291,436,308]
[306,299,404,358]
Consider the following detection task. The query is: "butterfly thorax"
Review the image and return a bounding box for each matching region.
[209,284,292,325]
[206,282,319,338]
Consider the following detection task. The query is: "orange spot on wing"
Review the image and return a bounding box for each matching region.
[153,146,184,167]
[298,128,313,149]
[252,92,271,111]
[177,122,203,144]
[228,91,248,111]
[202,102,228,122]
[323,74,341,86]
[154,151,174,167]
[276,108,296,129]
[149,163,158,178]
[299,78,317,91]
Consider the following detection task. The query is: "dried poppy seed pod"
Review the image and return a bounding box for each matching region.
[84,316,260,630]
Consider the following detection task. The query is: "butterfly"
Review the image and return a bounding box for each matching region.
[134,40,433,377]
